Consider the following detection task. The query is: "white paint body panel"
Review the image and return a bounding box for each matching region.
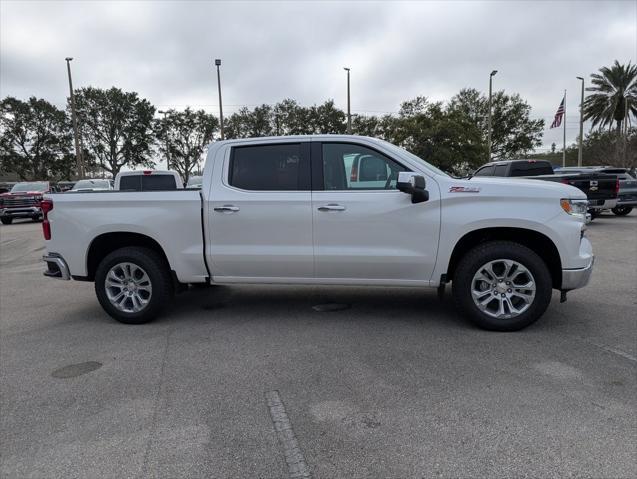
[44,135,592,290]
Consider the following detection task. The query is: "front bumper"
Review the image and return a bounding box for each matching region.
[43,254,71,280]
[562,255,594,291]
[0,207,42,218]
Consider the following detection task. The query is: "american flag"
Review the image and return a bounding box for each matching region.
[550,97,565,128]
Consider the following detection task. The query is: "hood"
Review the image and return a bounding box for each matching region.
[455,176,586,199]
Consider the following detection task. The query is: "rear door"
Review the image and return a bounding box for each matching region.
[311,141,440,284]
[208,141,313,280]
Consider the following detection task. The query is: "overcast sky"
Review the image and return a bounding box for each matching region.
[1,0,636,154]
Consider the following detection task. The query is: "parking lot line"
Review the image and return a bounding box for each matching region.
[265,390,312,479]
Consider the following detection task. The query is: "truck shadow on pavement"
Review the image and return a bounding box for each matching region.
[167,284,474,330]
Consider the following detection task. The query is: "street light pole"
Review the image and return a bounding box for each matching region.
[65,57,84,179]
[487,70,498,162]
[576,76,585,167]
[344,67,351,134]
[158,110,170,170]
[215,59,224,140]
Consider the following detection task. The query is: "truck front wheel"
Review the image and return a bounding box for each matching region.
[95,247,173,324]
[452,241,552,331]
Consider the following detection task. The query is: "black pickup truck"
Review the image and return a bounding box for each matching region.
[471,160,619,215]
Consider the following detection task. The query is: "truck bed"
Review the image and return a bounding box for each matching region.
[45,190,208,283]
[524,172,618,202]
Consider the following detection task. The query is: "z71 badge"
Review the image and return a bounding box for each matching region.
[449,186,481,193]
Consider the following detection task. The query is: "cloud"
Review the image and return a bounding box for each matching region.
[1,0,635,151]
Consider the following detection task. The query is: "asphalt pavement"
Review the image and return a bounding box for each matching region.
[1,213,636,478]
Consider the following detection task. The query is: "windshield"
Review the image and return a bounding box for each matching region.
[72,179,111,190]
[10,182,48,192]
[378,140,450,177]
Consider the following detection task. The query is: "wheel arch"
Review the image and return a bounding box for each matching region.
[446,227,562,289]
[85,232,171,282]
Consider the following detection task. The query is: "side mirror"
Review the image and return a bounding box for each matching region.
[396,172,429,203]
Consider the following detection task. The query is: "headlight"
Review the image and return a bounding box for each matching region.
[560,199,588,219]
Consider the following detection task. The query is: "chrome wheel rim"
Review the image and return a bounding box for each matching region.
[471,259,536,320]
[105,262,152,313]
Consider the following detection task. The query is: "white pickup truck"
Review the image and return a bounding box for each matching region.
[41,135,594,331]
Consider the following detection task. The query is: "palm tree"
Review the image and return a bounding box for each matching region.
[583,60,637,135]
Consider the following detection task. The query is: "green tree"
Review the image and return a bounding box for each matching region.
[388,96,487,175]
[225,105,274,139]
[449,88,544,161]
[307,100,346,134]
[584,60,637,135]
[73,87,156,177]
[0,96,74,180]
[225,99,347,138]
[154,108,218,182]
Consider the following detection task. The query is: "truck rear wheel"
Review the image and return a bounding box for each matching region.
[452,241,552,331]
[95,247,173,324]
[612,206,632,216]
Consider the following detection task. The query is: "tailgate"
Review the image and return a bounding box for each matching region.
[562,175,617,200]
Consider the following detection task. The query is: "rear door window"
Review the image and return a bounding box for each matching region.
[494,165,508,176]
[229,143,310,191]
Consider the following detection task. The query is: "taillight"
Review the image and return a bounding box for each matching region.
[41,199,53,240]
[615,179,620,195]
[143,170,153,175]
[561,179,570,185]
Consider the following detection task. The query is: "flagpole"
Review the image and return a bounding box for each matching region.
[563,89,567,167]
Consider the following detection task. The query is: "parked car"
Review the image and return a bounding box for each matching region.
[557,167,636,216]
[42,135,594,331]
[472,160,618,216]
[114,170,183,191]
[69,179,113,192]
[0,181,59,224]
[56,181,76,192]
[186,175,203,189]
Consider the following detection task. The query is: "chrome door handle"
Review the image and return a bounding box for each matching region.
[318,204,346,212]
[214,205,240,213]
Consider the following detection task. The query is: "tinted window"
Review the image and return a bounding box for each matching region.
[230,144,309,191]
[119,175,177,191]
[474,165,495,177]
[142,175,177,191]
[119,176,141,191]
[322,143,408,190]
[510,162,553,177]
[494,165,508,176]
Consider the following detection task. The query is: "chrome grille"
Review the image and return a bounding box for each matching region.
[2,197,40,208]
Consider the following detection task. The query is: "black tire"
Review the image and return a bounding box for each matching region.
[612,206,633,216]
[452,241,552,331]
[589,210,600,219]
[1,217,13,225]
[94,247,173,324]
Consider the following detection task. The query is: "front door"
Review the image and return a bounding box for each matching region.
[312,141,440,284]
[208,141,313,280]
